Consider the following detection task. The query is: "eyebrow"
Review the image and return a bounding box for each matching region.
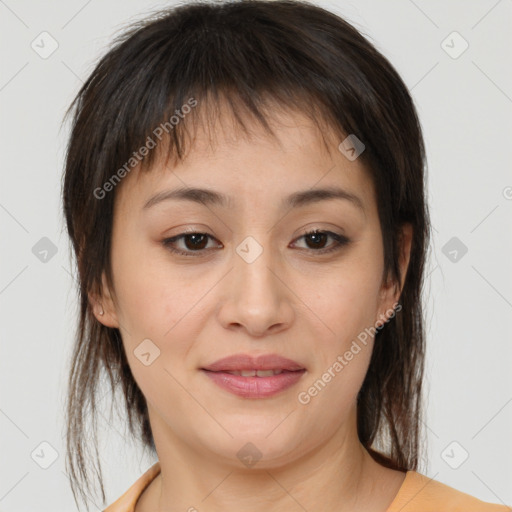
[142,185,365,214]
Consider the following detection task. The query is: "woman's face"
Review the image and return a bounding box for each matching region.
[95,107,411,468]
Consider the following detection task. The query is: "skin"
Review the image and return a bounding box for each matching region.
[92,104,412,512]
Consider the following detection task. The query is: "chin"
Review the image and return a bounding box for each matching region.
[196,419,309,469]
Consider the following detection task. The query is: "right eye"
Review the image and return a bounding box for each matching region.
[161,232,222,257]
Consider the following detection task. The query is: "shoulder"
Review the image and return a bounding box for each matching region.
[386,471,511,512]
[103,461,161,512]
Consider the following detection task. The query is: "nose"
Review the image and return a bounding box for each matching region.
[216,237,295,338]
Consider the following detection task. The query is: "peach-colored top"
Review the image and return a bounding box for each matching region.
[104,461,511,512]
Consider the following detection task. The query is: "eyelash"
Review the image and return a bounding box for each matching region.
[161,229,351,257]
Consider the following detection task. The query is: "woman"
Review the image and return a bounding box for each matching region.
[61,1,510,511]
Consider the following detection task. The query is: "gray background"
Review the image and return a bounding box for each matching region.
[1,0,511,510]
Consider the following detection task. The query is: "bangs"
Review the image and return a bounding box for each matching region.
[135,89,347,176]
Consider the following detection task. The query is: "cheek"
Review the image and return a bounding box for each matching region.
[300,275,379,419]
[311,259,383,342]
[300,252,383,406]
[111,239,175,323]
[112,249,211,364]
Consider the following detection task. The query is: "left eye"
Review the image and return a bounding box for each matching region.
[291,229,350,254]
[162,229,350,257]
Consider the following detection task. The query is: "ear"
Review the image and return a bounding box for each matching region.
[88,271,120,328]
[375,223,413,327]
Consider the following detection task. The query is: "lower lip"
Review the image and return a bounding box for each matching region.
[201,370,306,398]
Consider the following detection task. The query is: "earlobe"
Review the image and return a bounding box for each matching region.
[88,272,120,328]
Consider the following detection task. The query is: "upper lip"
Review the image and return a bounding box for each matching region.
[201,354,305,372]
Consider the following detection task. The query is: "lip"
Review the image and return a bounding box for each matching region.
[200,353,306,399]
[201,353,305,372]
[202,369,306,398]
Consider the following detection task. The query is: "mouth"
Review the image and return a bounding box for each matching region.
[200,354,306,398]
[208,368,296,376]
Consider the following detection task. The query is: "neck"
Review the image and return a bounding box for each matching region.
[145,405,403,512]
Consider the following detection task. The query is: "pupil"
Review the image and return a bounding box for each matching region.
[307,232,326,249]
[186,234,207,250]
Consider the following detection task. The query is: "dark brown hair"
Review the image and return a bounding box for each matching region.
[61,0,431,509]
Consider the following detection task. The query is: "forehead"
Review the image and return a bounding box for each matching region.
[116,104,376,218]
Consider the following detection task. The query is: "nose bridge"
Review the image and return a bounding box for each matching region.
[234,233,280,303]
[218,232,293,335]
